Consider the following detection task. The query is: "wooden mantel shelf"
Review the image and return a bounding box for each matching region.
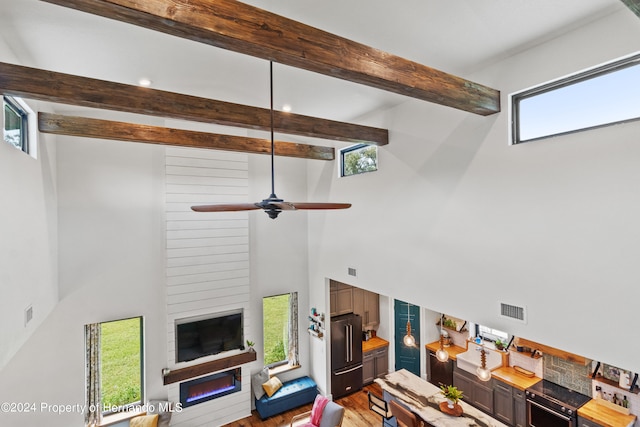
[163,351,257,385]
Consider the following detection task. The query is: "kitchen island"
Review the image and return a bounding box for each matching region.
[376,369,508,427]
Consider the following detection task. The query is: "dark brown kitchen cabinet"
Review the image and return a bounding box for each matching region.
[493,380,515,425]
[492,379,527,427]
[513,387,526,427]
[453,366,494,415]
[353,287,379,328]
[362,350,375,384]
[374,347,388,379]
[362,346,388,385]
[329,280,354,317]
[330,281,379,327]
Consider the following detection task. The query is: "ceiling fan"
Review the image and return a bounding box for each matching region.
[191,62,351,219]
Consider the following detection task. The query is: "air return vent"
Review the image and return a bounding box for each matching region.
[347,267,357,277]
[500,303,526,323]
[24,305,33,326]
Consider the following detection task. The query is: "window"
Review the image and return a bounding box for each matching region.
[263,292,299,368]
[512,53,640,144]
[475,324,508,344]
[85,317,143,424]
[340,143,378,177]
[3,95,30,153]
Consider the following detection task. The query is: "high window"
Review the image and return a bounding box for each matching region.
[262,292,299,369]
[3,95,29,153]
[85,317,144,424]
[512,53,640,144]
[340,143,378,177]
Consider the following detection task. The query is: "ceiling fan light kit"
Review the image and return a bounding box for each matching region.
[191,62,351,219]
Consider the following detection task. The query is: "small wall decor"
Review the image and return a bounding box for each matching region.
[308,307,325,339]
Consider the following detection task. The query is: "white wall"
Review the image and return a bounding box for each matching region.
[307,8,640,377]
[0,130,167,426]
[0,34,59,371]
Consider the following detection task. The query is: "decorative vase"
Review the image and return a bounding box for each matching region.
[447,398,455,409]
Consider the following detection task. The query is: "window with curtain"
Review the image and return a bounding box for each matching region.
[85,316,144,425]
[262,292,299,368]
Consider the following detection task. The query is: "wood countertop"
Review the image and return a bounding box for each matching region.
[362,336,389,353]
[376,369,508,427]
[425,341,467,361]
[491,366,541,391]
[578,399,637,427]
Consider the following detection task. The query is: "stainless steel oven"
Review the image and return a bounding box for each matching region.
[528,398,575,427]
[526,380,590,427]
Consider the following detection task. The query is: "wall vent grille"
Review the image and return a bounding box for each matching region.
[24,305,33,326]
[348,267,357,277]
[500,303,526,323]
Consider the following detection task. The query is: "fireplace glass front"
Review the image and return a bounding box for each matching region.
[179,368,241,408]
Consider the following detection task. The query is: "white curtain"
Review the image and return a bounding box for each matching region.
[288,292,299,366]
[85,323,101,427]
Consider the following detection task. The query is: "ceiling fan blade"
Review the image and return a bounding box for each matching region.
[191,203,260,212]
[285,202,352,210]
[268,201,297,211]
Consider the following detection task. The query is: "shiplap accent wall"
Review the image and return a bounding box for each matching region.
[164,147,252,426]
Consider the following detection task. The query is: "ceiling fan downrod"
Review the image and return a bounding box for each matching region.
[190,61,351,219]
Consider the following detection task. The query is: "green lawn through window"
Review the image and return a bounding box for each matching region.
[263,294,289,366]
[101,317,142,409]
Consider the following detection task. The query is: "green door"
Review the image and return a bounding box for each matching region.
[394,299,420,376]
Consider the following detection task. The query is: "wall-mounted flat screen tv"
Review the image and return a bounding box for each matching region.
[175,309,244,363]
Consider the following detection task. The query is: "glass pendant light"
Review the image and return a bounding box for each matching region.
[403,302,416,347]
[476,347,492,381]
[435,314,450,362]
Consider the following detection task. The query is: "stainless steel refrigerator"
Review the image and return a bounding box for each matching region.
[330,313,363,398]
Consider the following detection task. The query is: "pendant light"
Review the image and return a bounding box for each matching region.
[435,314,450,362]
[476,346,492,381]
[403,302,416,347]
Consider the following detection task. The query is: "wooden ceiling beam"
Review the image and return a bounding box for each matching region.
[40,0,500,115]
[620,0,640,18]
[0,62,388,146]
[38,113,335,160]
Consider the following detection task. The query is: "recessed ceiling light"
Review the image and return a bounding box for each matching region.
[138,78,152,87]
[282,104,292,113]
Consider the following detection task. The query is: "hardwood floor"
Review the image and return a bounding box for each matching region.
[222,383,385,427]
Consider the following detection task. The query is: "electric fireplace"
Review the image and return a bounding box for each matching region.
[179,368,241,408]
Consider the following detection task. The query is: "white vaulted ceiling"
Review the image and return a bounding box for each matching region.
[0,0,626,125]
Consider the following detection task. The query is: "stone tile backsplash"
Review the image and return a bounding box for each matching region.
[543,355,592,396]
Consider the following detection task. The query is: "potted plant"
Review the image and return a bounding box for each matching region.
[440,385,464,409]
[495,339,506,351]
[443,318,457,330]
[246,340,255,352]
